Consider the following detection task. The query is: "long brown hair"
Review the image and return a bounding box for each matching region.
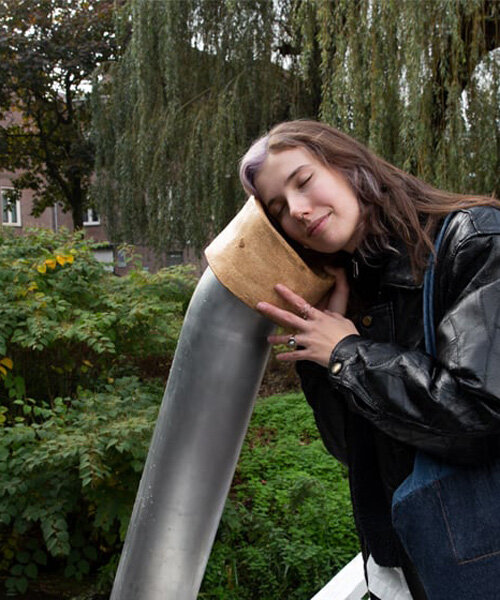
[240,120,499,277]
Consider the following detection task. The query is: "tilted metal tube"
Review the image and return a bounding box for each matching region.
[110,267,275,600]
[110,196,335,599]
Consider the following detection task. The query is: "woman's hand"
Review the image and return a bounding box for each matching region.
[256,275,359,368]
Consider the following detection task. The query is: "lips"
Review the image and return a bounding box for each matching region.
[306,213,330,237]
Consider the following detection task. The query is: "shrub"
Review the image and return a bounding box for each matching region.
[0,227,197,595]
[0,376,164,596]
[0,228,358,597]
[0,227,196,410]
[201,392,359,600]
[1,387,358,598]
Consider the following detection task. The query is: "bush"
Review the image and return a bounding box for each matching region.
[0,229,358,597]
[201,392,359,600]
[0,227,197,595]
[0,227,196,412]
[1,387,358,598]
[0,376,164,596]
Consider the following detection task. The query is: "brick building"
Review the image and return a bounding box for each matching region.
[1,101,198,274]
[0,172,198,274]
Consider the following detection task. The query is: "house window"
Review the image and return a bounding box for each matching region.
[1,188,21,226]
[83,208,100,226]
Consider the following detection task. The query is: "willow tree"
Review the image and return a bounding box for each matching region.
[92,0,499,253]
[92,0,314,252]
[297,0,500,196]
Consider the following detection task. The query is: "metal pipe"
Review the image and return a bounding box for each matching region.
[110,267,274,600]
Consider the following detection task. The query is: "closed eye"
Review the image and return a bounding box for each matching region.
[298,174,312,189]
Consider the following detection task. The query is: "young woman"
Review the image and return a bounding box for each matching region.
[239,120,500,600]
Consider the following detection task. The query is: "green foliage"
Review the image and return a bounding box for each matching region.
[0,227,197,595]
[0,227,196,407]
[299,0,499,195]
[0,376,164,596]
[1,379,358,597]
[91,0,315,251]
[201,393,358,600]
[93,0,500,254]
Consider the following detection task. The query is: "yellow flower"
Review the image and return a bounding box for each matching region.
[36,263,47,274]
[0,366,6,377]
[0,358,13,370]
[45,258,57,270]
[56,254,74,266]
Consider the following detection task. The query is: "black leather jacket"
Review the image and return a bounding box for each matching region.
[296,206,500,564]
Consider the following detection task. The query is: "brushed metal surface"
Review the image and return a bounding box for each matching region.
[110,267,274,599]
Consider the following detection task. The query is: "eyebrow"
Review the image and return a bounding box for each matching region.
[266,164,309,210]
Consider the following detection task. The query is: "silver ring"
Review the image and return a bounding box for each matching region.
[300,303,311,320]
[287,335,297,350]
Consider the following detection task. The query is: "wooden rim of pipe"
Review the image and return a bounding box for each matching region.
[205,196,335,311]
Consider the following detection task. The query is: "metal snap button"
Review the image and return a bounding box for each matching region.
[361,315,373,327]
[330,361,343,375]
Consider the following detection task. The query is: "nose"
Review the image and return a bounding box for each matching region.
[287,193,311,221]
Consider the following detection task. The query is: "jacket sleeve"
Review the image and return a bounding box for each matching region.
[328,227,500,466]
[296,359,349,466]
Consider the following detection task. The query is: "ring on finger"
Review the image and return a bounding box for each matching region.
[287,335,298,350]
[300,303,311,320]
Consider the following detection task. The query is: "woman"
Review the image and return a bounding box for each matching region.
[239,120,500,599]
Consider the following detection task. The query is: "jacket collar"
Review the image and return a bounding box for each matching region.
[352,240,423,290]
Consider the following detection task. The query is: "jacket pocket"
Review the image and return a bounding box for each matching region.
[356,302,395,344]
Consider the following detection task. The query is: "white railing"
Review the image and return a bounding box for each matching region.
[310,552,367,600]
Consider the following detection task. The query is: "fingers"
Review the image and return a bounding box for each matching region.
[274,349,306,362]
[256,301,307,330]
[268,333,301,345]
[256,284,317,328]
[273,282,306,302]
[273,284,317,319]
[265,332,308,363]
[263,302,357,368]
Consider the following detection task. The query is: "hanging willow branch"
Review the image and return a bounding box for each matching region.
[92,0,499,253]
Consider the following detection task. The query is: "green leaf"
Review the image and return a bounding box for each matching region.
[64,564,76,578]
[15,577,29,594]
[33,549,47,565]
[83,545,97,561]
[24,562,38,579]
[16,551,30,564]
[3,548,14,560]
[77,558,90,575]
[10,564,24,576]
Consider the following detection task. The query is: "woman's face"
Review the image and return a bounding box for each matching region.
[254,147,361,254]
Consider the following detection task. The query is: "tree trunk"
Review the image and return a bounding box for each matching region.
[70,178,84,229]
